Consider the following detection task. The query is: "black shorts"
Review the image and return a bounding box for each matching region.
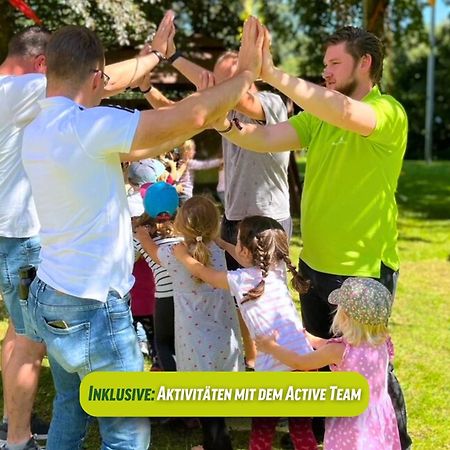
[298,259,398,339]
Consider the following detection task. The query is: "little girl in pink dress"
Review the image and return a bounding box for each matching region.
[256,277,401,450]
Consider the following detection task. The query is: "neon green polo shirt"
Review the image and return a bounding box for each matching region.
[289,86,407,277]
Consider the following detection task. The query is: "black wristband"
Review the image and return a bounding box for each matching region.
[139,84,153,94]
[167,51,182,64]
[151,49,166,63]
[217,120,233,133]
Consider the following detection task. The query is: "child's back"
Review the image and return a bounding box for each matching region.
[158,241,243,371]
[325,337,400,450]
[227,262,312,371]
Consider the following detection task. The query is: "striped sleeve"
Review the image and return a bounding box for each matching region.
[133,237,180,298]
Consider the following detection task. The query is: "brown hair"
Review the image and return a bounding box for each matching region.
[7,26,50,58]
[135,213,175,239]
[325,26,384,84]
[238,216,309,304]
[45,25,104,88]
[174,196,220,280]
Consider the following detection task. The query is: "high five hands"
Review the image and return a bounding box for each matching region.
[150,10,175,58]
[137,13,273,89]
[236,16,265,82]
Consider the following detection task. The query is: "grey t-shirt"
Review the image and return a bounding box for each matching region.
[223,91,290,221]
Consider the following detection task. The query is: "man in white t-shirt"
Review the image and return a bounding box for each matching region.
[20,14,263,450]
[0,27,50,450]
[1,18,229,450]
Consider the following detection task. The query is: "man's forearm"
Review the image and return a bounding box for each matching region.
[172,57,264,119]
[172,56,206,87]
[104,52,162,95]
[264,67,376,135]
[143,86,174,109]
[129,70,256,153]
[218,120,268,152]
[122,130,203,162]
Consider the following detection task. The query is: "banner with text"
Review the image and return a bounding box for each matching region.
[80,372,368,417]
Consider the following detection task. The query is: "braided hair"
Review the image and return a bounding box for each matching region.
[239,216,310,304]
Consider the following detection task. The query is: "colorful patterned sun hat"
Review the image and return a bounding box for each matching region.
[328,277,392,325]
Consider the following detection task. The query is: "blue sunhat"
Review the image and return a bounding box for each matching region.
[128,158,165,187]
[143,181,179,219]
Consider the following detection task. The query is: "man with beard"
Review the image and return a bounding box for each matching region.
[210,26,411,450]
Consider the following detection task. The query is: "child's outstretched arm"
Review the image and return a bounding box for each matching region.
[173,243,229,290]
[215,237,237,258]
[215,237,250,268]
[255,333,344,370]
[135,226,162,265]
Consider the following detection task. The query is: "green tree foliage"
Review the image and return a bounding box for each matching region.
[258,0,428,78]
[1,0,153,51]
[1,0,448,158]
[142,1,244,49]
[391,21,450,160]
[0,0,246,58]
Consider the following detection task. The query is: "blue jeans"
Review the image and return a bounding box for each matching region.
[0,235,40,334]
[21,278,150,450]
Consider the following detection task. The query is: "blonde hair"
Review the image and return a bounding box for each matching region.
[214,50,238,68]
[182,139,195,152]
[174,196,220,281]
[331,306,389,346]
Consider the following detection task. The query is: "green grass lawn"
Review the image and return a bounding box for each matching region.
[1,160,449,449]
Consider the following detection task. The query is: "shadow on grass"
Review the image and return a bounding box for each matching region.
[0,297,9,322]
[397,162,450,220]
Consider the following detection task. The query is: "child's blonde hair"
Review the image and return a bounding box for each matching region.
[174,196,220,280]
[238,216,310,303]
[331,306,389,346]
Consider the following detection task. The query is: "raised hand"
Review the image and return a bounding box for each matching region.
[236,16,265,81]
[134,225,151,243]
[151,10,175,57]
[261,26,275,81]
[196,70,230,129]
[196,70,216,91]
[166,21,177,59]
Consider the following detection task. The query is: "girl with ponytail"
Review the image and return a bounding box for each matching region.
[173,215,318,450]
[136,192,242,450]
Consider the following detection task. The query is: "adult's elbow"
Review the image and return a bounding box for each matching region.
[188,105,209,130]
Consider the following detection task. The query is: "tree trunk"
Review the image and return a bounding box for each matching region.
[364,0,389,37]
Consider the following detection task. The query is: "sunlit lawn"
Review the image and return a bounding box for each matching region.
[0,160,449,449]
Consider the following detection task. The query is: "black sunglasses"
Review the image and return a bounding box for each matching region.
[90,69,110,87]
